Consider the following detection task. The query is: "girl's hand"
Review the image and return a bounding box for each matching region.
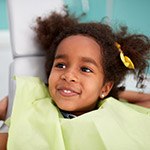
[0,96,8,120]
[118,91,150,108]
[0,133,8,150]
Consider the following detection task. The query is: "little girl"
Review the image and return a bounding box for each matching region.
[1,11,150,149]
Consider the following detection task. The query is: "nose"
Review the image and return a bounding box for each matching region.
[60,69,78,82]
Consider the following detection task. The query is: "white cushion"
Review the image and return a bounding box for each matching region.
[8,0,64,57]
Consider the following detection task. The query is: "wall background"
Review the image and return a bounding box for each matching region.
[0,0,8,30]
[0,0,150,99]
[0,0,12,100]
[64,0,150,37]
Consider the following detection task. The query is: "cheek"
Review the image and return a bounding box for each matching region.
[48,69,58,84]
[48,74,53,87]
[83,78,101,93]
[87,78,104,95]
[48,70,61,93]
[48,71,56,93]
[48,77,53,96]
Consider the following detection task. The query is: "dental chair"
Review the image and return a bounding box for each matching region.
[0,0,64,132]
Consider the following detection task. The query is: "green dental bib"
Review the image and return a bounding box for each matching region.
[7,77,150,150]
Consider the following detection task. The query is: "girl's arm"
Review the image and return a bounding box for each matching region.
[0,97,8,150]
[0,96,8,120]
[118,90,150,108]
[0,133,8,150]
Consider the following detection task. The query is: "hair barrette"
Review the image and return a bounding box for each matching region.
[115,42,135,69]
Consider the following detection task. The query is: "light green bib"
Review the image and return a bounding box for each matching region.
[7,76,150,150]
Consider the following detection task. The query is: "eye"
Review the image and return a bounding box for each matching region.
[81,67,93,73]
[55,63,66,69]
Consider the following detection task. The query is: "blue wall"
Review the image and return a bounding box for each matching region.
[111,0,150,36]
[0,0,8,30]
[64,0,106,22]
[64,0,150,37]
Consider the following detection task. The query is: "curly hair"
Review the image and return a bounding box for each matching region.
[34,11,150,98]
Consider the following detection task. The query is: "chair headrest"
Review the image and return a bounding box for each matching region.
[8,0,64,57]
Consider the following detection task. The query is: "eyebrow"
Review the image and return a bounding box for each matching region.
[55,54,99,67]
[55,54,67,59]
[81,57,99,67]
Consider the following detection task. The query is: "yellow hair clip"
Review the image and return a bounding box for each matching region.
[115,42,135,69]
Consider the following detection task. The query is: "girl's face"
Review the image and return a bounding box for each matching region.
[48,35,113,115]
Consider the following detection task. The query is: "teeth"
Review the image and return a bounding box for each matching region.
[64,90,72,93]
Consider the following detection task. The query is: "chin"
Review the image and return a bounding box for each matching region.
[57,104,76,112]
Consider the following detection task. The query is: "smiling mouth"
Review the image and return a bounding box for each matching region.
[58,88,80,97]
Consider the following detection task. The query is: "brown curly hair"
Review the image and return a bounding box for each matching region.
[34,11,150,98]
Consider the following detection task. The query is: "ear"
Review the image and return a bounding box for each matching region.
[99,82,114,99]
